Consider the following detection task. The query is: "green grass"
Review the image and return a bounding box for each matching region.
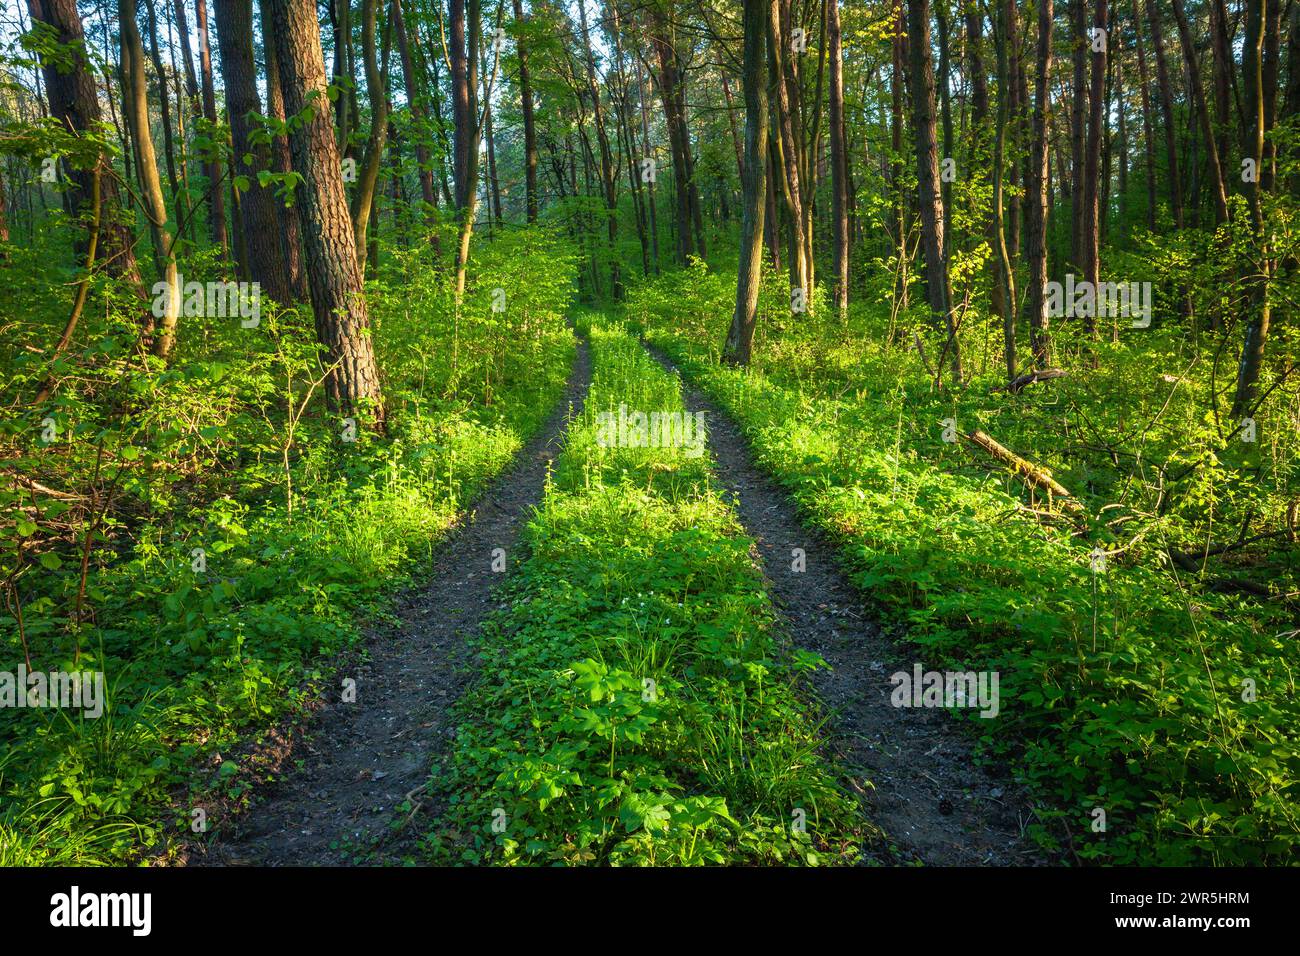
[0,228,580,864]
[625,259,1300,865]
[423,319,865,865]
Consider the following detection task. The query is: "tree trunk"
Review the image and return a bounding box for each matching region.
[394,0,441,250]
[1024,0,1055,367]
[1130,0,1156,229]
[827,0,849,316]
[259,0,308,300]
[1143,0,1182,227]
[512,0,539,222]
[1080,0,1108,336]
[121,0,180,359]
[723,0,769,366]
[1232,0,1272,417]
[1171,0,1228,224]
[27,0,146,304]
[578,0,620,298]
[193,0,227,253]
[215,0,293,304]
[450,0,482,299]
[349,0,391,271]
[907,0,961,382]
[769,0,809,307]
[266,0,386,426]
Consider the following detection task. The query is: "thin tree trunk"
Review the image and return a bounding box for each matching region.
[121,0,180,359]
[1171,0,1228,224]
[907,0,961,382]
[1025,0,1055,367]
[827,0,849,315]
[512,0,539,222]
[349,0,391,271]
[1144,0,1183,227]
[194,0,227,253]
[1080,0,1109,337]
[1131,0,1156,229]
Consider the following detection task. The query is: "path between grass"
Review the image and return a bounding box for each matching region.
[643,341,1039,865]
[196,336,592,866]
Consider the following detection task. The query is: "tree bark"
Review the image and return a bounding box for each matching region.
[1143,0,1182,227]
[215,0,293,304]
[193,0,227,253]
[723,0,769,366]
[121,0,180,359]
[512,0,539,222]
[827,0,849,316]
[906,0,961,382]
[266,0,386,426]
[349,0,391,271]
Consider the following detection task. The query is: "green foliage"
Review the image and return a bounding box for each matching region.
[628,260,1299,866]
[0,227,579,864]
[426,322,864,866]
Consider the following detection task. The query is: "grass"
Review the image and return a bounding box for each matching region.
[423,318,866,866]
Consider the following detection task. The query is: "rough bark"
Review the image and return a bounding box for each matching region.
[723,0,769,366]
[215,0,293,304]
[266,0,386,425]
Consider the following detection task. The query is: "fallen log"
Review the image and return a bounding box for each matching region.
[964,429,1085,513]
[1003,368,1067,393]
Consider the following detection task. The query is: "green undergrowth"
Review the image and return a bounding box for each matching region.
[626,260,1299,866]
[424,318,864,866]
[0,228,580,864]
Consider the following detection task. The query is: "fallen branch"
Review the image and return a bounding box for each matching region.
[1003,368,1067,394]
[964,429,1085,513]
[1168,529,1292,572]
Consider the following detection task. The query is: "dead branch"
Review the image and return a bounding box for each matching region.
[964,429,1085,513]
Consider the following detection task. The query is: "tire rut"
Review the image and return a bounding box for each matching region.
[644,342,1041,866]
[199,335,591,866]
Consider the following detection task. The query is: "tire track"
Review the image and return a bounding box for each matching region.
[644,342,1041,866]
[197,336,591,866]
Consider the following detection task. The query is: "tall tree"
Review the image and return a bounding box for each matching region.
[512,0,539,223]
[1024,0,1055,367]
[265,0,386,425]
[1080,0,1109,335]
[906,0,961,382]
[827,0,849,316]
[723,0,768,366]
[392,0,439,234]
[349,0,392,271]
[192,0,227,253]
[120,0,180,359]
[1142,0,1182,227]
[215,0,293,304]
[26,0,145,298]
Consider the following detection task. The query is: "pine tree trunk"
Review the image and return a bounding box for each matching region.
[723,0,769,366]
[266,0,386,426]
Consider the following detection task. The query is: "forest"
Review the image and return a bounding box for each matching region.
[0,0,1295,876]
